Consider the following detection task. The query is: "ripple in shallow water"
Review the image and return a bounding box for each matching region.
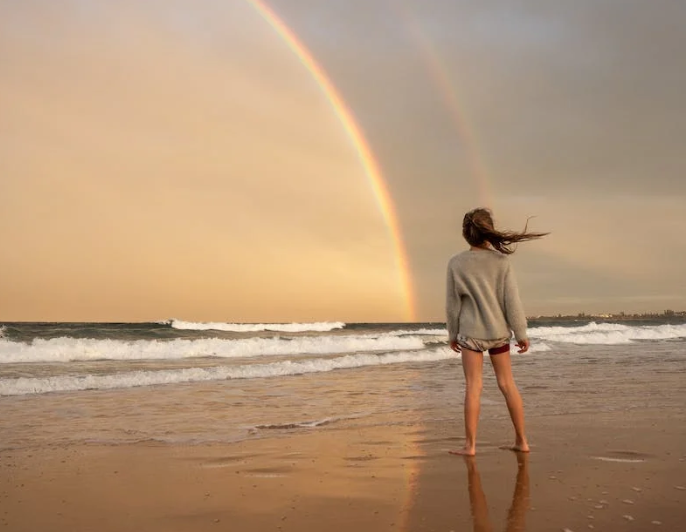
[591,456,645,463]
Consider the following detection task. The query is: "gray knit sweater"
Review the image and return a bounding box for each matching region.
[446,249,528,342]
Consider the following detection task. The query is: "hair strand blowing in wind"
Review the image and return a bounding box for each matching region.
[463,208,549,255]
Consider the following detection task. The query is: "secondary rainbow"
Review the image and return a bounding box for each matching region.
[395,3,494,208]
[246,0,416,320]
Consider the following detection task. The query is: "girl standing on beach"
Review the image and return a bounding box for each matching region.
[446,208,548,456]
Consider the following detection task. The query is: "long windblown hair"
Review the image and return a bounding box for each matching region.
[462,208,549,255]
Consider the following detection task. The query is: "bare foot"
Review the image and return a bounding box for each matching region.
[500,443,530,453]
[449,447,476,456]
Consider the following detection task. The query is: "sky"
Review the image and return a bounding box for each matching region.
[1,0,685,322]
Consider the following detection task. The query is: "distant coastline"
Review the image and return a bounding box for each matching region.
[1,311,685,326]
[528,310,686,322]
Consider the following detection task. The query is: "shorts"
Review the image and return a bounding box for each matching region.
[456,334,511,355]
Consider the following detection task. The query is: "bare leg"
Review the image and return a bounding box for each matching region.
[450,349,483,456]
[489,353,530,452]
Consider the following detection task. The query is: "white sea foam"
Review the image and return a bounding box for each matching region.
[0,326,5,339]
[591,456,646,463]
[524,343,551,352]
[170,319,345,332]
[0,348,457,396]
[528,322,686,345]
[389,328,447,336]
[254,416,350,430]
[0,334,427,364]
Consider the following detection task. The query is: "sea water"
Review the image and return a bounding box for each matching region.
[1,319,685,451]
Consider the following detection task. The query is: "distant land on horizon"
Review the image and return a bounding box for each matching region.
[527,310,686,322]
[1,310,686,326]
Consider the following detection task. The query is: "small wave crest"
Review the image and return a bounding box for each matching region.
[0,348,457,396]
[0,334,427,364]
[529,322,686,345]
[523,343,551,352]
[170,319,345,333]
[254,417,343,430]
[389,328,447,336]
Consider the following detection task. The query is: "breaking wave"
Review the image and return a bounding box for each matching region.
[170,320,345,333]
[0,334,427,364]
[529,322,686,344]
[0,348,456,396]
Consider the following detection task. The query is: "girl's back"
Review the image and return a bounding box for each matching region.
[446,248,526,342]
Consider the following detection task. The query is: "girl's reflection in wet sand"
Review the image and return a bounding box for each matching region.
[464,453,530,532]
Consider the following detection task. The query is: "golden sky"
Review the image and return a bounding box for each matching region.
[2,0,685,322]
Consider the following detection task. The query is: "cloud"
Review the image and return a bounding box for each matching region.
[0,0,407,321]
[2,0,685,320]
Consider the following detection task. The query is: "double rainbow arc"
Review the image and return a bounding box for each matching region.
[394,2,494,208]
[246,0,416,321]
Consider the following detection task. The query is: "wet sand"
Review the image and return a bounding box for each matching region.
[2,407,685,532]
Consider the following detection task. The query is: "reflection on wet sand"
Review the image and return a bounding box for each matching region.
[465,453,530,532]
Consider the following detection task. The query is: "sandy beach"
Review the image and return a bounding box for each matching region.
[2,407,685,532]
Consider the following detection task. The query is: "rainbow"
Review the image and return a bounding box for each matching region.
[394,3,494,208]
[246,0,416,322]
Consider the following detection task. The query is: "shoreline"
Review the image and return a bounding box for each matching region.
[2,408,685,531]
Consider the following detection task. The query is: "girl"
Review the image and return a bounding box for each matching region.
[446,208,548,456]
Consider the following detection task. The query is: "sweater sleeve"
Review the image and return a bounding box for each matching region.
[445,263,461,342]
[503,262,528,341]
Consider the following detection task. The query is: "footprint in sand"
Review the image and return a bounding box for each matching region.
[200,456,251,469]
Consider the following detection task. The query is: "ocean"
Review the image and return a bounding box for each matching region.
[1,319,685,452]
